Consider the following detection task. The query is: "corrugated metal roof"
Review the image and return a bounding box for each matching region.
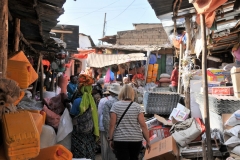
[8,0,66,55]
[148,0,193,17]
[95,44,173,52]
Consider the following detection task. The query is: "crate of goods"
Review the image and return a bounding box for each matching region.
[149,125,171,138]
[32,144,72,160]
[231,67,240,98]
[147,71,152,78]
[148,64,153,72]
[151,78,156,83]
[153,64,159,72]
[2,111,40,160]
[146,78,152,83]
[152,71,158,78]
[212,86,234,96]
[207,69,224,82]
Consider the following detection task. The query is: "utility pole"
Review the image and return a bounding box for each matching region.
[101,13,107,45]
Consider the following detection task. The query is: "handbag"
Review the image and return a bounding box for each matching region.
[72,107,93,134]
[115,101,134,128]
[112,101,133,150]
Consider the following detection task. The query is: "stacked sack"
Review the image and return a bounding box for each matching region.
[147,64,158,83]
[159,73,171,87]
[224,110,240,156]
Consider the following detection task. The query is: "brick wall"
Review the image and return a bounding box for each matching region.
[116,25,170,45]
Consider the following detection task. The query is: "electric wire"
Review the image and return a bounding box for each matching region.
[63,0,119,23]
[107,0,136,22]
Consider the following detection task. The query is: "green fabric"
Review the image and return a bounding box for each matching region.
[79,85,99,140]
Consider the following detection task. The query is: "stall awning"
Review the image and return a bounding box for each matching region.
[86,53,147,68]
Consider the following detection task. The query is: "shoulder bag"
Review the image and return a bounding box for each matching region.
[115,101,134,129]
[112,101,133,152]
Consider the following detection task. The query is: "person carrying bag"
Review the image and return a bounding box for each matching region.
[108,84,151,160]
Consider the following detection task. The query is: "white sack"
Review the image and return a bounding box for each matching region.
[40,125,57,149]
[57,108,73,142]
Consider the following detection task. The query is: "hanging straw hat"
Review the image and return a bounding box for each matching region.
[108,83,121,95]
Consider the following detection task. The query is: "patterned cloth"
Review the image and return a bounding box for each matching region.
[79,86,99,139]
[71,126,96,159]
[78,74,94,88]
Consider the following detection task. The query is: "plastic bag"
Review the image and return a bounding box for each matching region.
[56,108,73,142]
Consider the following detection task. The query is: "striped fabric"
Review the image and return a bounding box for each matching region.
[110,101,144,142]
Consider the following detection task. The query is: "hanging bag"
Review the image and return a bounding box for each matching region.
[172,33,186,49]
[72,107,93,134]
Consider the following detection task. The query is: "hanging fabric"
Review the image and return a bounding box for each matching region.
[193,0,227,14]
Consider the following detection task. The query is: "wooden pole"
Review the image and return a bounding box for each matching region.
[32,54,42,99]
[0,0,8,78]
[102,13,106,45]
[200,14,213,160]
[177,43,183,94]
[202,140,207,160]
[185,16,191,52]
[13,18,20,52]
[40,54,44,101]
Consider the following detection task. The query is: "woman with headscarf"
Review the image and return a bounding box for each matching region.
[70,74,99,159]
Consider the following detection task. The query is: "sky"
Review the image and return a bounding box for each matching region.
[57,0,160,45]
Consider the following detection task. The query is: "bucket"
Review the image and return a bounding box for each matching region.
[231,67,240,98]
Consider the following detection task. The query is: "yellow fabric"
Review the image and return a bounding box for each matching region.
[9,51,38,86]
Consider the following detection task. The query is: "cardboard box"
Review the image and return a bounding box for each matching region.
[149,125,171,138]
[169,103,190,121]
[144,136,179,160]
[207,69,224,82]
[143,134,162,147]
[212,86,234,96]
[145,118,161,130]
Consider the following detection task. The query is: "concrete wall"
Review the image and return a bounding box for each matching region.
[116,26,169,45]
[79,34,92,49]
[133,24,162,30]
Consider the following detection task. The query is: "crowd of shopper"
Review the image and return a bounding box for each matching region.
[60,72,151,160]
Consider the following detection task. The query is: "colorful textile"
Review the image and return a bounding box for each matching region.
[71,126,96,159]
[79,85,99,140]
[78,74,94,87]
[70,98,82,115]
[67,82,77,99]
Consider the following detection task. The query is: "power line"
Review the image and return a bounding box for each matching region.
[107,0,136,22]
[63,0,119,23]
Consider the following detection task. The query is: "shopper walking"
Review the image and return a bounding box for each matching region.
[70,74,99,159]
[108,84,151,160]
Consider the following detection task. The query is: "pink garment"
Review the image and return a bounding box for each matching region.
[233,47,240,61]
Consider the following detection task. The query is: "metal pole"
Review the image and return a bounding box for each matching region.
[200,14,213,160]
[102,13,106,45]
